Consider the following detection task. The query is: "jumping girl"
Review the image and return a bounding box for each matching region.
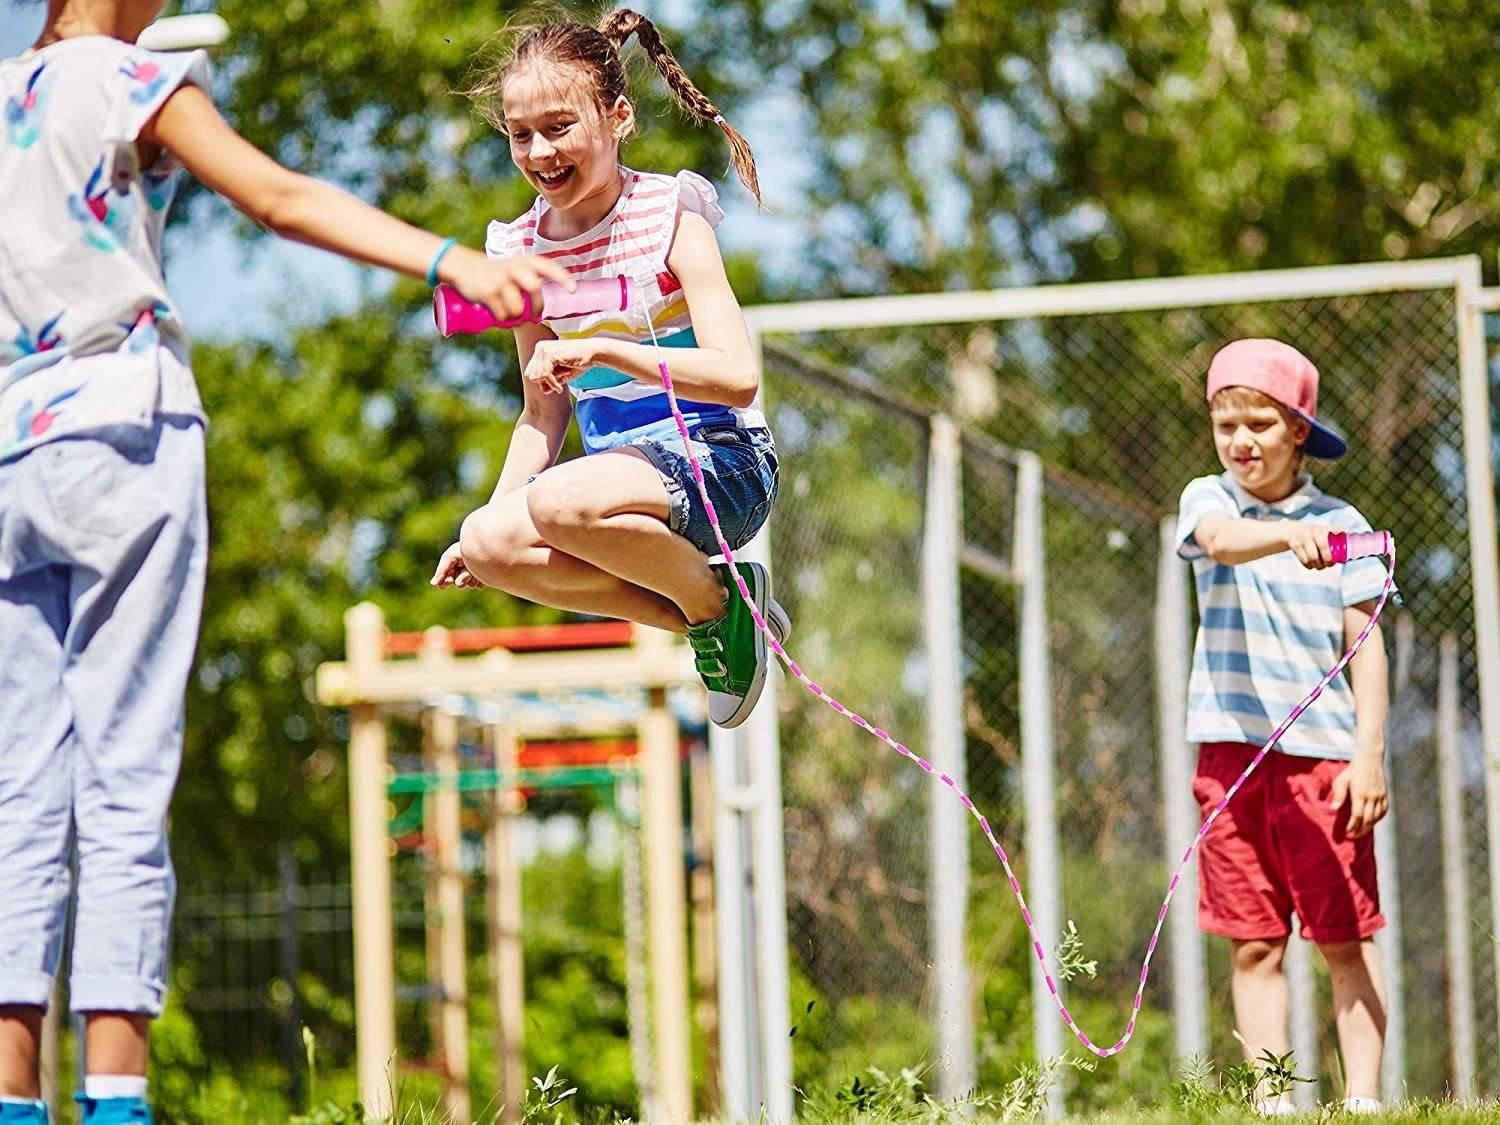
[0,3,563,1121]
[432,8,789,729]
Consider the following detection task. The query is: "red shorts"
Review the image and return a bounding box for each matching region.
[1192,741,1384,943]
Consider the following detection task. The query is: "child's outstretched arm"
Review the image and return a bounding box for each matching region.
[1193,513,1341,569]
[519,211,758,407]
[1332,600,1389,838]
[141,85,570,316]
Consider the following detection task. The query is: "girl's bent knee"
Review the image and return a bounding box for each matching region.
[459,511,523,587]
[458,512,489,565]
[526,476,595,541]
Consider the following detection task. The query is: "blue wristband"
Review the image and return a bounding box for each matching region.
[426,237,457,287]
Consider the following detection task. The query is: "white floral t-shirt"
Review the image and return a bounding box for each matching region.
[0,36,210,463]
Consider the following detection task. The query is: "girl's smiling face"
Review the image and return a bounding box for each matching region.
[502,62,634,234]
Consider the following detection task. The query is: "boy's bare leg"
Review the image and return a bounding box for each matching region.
[1231,938,1292,1104]
[0,1007,42,1098]
[1318,939,1386,1101]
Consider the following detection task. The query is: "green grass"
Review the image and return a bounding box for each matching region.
[790,1059,1500,1124]
[271,1033,1500,1124]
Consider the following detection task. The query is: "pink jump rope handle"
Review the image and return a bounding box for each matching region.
[432,276,635,337]
[1329,530,1393,563]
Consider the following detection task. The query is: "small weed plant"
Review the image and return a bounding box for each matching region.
[1052,920,1099,983]
[522,1065,579,1125]
[1170,1046,1313,1112]
[289,1027,366,1124]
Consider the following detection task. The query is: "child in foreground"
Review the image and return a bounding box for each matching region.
[0,2,564,1121]
[1176,339,1391,1115]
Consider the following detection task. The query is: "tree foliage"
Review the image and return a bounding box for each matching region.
[711,0,1500,291]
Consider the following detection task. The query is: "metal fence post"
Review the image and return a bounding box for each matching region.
[1437,632,1477,1098]
[708,717,757,1120]
[923,415,975,1099]
[1376,618,1409,1104]
[744,533,794,1125]
[1153,518,1207,1059]
[1454,258,1500,1053]
[1015,452,1063,1117]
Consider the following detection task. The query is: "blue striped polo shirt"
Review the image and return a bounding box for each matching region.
[1176,473,1392,760]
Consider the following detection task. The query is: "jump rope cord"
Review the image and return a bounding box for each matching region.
[639,306,1398,1058]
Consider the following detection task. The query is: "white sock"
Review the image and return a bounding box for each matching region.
[0,1097,44,1105]
[82,1076,147,1100]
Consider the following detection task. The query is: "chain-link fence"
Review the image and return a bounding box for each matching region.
[751,258,1500,1107]
[59,262,1492,1118]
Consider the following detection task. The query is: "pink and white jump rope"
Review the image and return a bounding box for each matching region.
[437,278,1399,1058]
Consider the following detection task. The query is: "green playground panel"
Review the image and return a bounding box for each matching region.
[386,763,636,836]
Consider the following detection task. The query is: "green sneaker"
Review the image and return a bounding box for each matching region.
[687,561,791,728]
[718,561,792,648]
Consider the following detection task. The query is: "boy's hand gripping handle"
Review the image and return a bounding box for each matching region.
[1329,530,1393,563]
[433,276,636,337]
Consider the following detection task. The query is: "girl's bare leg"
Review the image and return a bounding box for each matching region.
[458,464,716,631]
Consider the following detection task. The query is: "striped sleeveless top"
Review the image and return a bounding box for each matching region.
[486,167,768,455]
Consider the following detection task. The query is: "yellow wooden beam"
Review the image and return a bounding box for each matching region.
[316,642,700,707]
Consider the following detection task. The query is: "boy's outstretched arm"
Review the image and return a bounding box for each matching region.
[1193,513,1340,569]
[141,85,569,318]
[1332,599,1390,838]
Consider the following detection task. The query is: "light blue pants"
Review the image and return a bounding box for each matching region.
[0,418,206,1015]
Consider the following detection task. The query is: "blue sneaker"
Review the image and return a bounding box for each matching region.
[74,1096,151,1124]
[0,1100,48,1123]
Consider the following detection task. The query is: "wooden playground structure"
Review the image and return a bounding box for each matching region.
[315,604,712,1122]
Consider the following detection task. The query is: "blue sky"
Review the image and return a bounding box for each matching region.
[1,5,805,340]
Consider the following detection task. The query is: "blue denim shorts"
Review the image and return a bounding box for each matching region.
[633,424,779,556]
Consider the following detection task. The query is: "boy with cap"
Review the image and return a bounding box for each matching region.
[1175,339,1391,1114]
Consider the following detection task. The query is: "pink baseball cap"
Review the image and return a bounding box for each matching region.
[1205,338,1348,459]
